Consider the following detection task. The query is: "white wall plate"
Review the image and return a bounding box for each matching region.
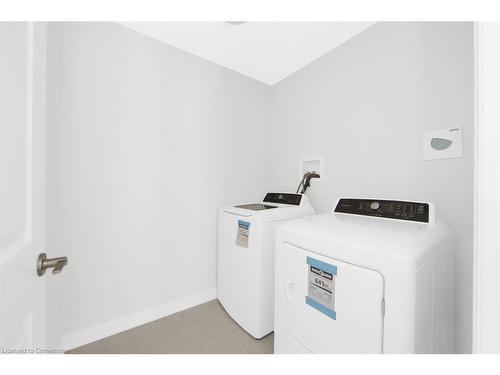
[423,127,463,161]
[300,156,324,181]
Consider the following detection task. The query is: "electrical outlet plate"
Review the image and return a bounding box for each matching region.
[423,127,463,161]
[300,157,324,181]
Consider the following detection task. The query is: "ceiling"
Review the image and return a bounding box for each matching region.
[120,22,375,85]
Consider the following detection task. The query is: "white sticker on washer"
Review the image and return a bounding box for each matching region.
[235,220,250,248]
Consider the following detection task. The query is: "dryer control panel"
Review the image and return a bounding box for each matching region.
[334,198,430,223]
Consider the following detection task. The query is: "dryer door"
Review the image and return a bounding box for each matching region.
[279,243,384,353]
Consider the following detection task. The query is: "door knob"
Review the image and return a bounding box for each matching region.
[37,253,68,276]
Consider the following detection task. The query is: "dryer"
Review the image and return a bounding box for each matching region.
[218,193,314,339]
[274,198,454,353]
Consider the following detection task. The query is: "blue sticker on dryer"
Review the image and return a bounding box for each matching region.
[305,256,337,320]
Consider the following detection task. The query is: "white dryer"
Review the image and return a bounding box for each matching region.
[274,198,454,353]
[218,193,314,339]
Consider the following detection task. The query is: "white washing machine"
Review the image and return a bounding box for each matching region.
[274,198,454,353]
[218,193,314,339]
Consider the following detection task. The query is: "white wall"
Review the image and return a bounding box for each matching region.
[270,22,474,353]
[46,22,272,348]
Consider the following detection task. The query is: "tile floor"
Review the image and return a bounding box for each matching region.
[68,300,274,354]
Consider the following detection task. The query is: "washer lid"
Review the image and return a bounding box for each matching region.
[220,193,314,221]
[234,203,277,211]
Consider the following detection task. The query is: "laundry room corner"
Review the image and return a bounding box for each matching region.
[270,22,474,353]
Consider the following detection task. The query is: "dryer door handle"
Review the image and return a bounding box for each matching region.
[286,278,295,302]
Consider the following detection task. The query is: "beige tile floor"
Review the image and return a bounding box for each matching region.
[68,299,274,354]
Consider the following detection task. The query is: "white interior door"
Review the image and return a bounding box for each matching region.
[279,243,385,353]
[0,22,47,351]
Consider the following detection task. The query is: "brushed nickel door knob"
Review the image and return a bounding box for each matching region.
[37,253,68,276]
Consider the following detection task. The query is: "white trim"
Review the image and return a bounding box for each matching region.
[473,22,500,353]
[31,21,48,348]
[60,289,217,351]
[473,20,482,355]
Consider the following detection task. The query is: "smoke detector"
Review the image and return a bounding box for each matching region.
[226,21,246,26]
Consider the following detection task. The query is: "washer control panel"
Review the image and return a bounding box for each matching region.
[263,193,302,206]
[334,198,430,223]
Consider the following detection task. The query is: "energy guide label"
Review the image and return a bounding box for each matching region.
[305,256,337,320]
[235,220,250,248]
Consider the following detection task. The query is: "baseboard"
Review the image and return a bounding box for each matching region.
[60,288,217,351]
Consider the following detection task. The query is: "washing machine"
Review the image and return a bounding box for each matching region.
[274,198,454,353]
[218,192,314,339]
